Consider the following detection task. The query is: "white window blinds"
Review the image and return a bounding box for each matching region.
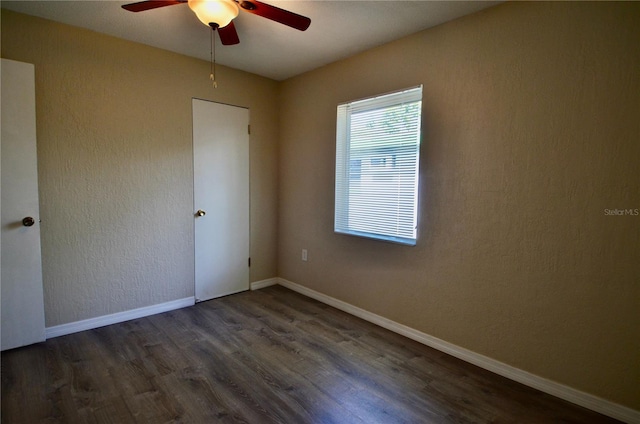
[335,86,422,245]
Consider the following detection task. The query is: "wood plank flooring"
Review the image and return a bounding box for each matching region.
[2,285,621,423]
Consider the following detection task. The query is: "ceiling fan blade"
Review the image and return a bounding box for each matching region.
[239,1,311,31]
[218,21,240,45]
[121,0,186,13]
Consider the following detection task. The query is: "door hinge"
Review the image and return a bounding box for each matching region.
[248,257,251,267]
[248,124,251,135]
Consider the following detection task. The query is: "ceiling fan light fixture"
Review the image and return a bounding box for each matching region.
[188,0,239,28]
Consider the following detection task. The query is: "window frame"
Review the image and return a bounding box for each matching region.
[334,85,423,246]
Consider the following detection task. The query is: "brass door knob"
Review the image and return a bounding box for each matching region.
[22,217,35,227]
[195,209,206,217]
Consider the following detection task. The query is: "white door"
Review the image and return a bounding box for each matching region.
[1,59,46,351]
[193,99,249,302]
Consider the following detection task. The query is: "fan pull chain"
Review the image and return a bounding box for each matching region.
[210,26,218,89]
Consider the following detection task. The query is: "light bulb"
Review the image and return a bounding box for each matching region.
[188,0,239,28]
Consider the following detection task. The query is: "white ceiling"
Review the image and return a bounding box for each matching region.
[2,0,501,81]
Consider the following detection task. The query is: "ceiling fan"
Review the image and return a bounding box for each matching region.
[121,0,311,45]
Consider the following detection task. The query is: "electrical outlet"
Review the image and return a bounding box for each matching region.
[301,249,308,262]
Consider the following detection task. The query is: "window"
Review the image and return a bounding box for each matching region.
[335,86,422,245]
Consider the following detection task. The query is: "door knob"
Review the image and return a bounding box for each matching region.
[195,209,206,217]
[22,217,35,227]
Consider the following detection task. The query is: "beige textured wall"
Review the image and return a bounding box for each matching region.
[1,10,279,327]
[278,2,639,410]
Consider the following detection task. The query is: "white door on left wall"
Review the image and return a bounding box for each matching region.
[1,58,46,351]
[193,99,250,302]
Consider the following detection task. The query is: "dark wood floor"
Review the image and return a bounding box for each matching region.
[2,285,620,424]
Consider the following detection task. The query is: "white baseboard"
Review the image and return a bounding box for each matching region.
[274,278,639,424]
[250,277,279,291]
[45,297,195,339]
